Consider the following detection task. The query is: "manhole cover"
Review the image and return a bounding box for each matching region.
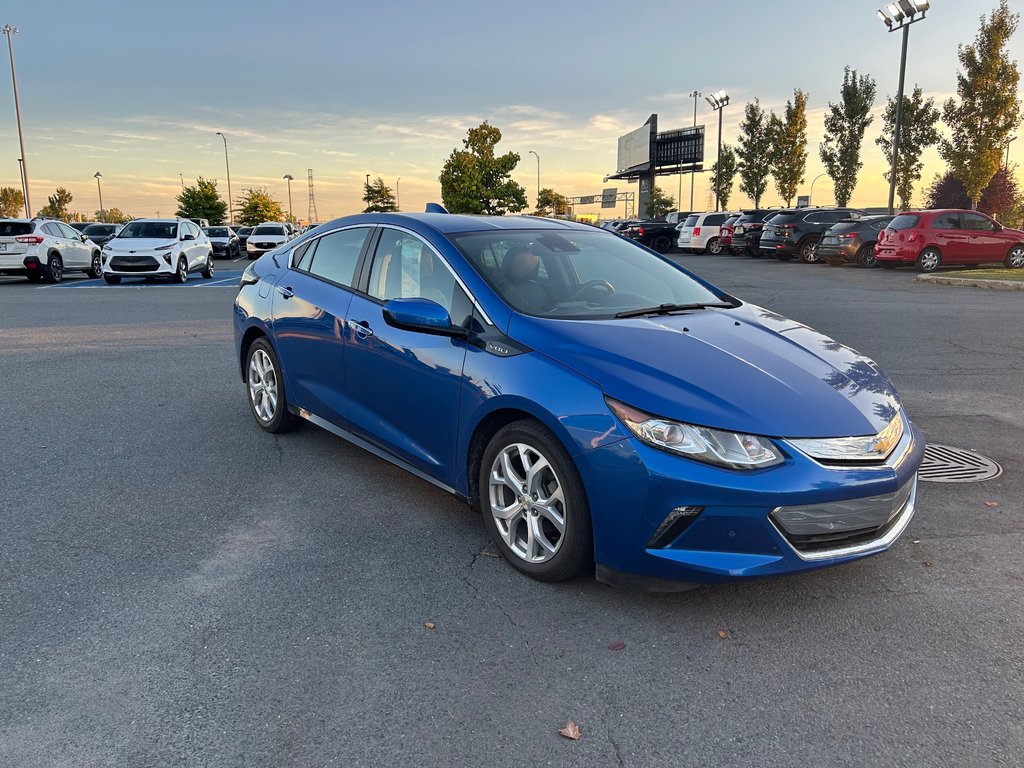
[919,444,1002,483]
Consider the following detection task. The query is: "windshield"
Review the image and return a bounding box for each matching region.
[205,227,230,237]
[118,221,178,239]
[888,214,919,230]
[452,229,726,320]
[83,224,116,236]
[237,227,253,235]
[253,225,285,235]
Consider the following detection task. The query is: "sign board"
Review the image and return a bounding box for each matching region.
[656,126,705,169]
[617,124,652,172]
[579,195,596,205]
[601,188,617,209]
[796,195,810,208]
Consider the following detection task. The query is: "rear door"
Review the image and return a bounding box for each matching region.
[931,212,970,261]
[961,212,1003,264]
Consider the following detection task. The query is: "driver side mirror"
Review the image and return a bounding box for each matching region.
[181,232,196,241]
[81,234,89,242]
[382,298,467,338]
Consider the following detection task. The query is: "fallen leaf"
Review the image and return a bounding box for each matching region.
[912,540,921,544]
[559,720,581,740]
[424,622,435,629]
[985,501,999,508]
[923,560,933,568]
[717,629,730,640]
[608,641,626,651]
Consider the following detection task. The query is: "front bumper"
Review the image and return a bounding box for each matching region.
[580,418,925,588]
[103,253,175,276]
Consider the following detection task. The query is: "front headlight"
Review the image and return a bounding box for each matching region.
[606,398,784,470]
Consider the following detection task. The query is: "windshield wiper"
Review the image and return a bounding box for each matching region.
[614,301,737,319]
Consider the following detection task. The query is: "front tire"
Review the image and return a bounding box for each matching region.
[172,256,188,283]
[651,235,672,254]
[89,252,103,278]
[479,420,592,583]
[43,253,63,283]
[917,248,941,273]
[201,253,215,279]
[246,338,300,433]
[1005,244,1024,269]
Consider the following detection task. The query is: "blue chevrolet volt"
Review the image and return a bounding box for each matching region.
[233,210,923,589]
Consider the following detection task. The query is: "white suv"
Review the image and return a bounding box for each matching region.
[246,222,291,259]
[101,219,214,284]
[0,218,102,282]
[675,211,737,254]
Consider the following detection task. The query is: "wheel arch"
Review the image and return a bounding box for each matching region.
[238,326,268,381]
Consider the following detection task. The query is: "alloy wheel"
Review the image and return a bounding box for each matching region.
[248,348,278,422]
[51,256,63,281]
[801,241,819,263]
[1008,246,1024,268]
[919,250,940,272]
[91,255,102,276]
[488,442,566,564]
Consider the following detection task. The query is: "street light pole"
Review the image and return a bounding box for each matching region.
[3,25,31,217]
[17,157,27,216]
[528,151,540,209]
[395,177,401,211]
[689,90,701,211]
[216,132,233,225]
[706,91,730,212]
[94,172,104,218]
[809,173,827,205]
[1006,136,1017,168]
[282,174,294,224]
[179,172,184,190]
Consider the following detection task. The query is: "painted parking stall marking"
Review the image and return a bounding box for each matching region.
[39,270,245,288]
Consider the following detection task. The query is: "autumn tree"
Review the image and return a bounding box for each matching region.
[36,187,74,219]
[96,207,131,223]
[645,186,675,219]
[940,0,1022,208]
[362,176,399,213]
[770,90,809,207]
[876,86,941,211]
[710,144,738,210]
[439,122,527,215]
[236,188,286,226]
[925,167,1021,220]
[736,100,773,208]
[0,186,25,217]
[534,188,569,217]
[819,68,876,206]
[176,178,228,224]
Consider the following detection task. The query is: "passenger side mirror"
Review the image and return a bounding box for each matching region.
[81,234,89,241]
[181,233,195,241]
[382,298,467,338]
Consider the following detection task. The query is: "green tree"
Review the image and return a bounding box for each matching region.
[645,186,675,219]
[534,188,569,217]
[710,144,738,210]
[0,186,25,217]
[96,207,131,224]
[819,68,876,207]
[36,187,74,219]
[439,122,527,215]
[876,86,941,210]
[736,100,773,208]
[362,176,399,213]
[770,89,809,207]
[236,188,286,226]
[940,0,1022,208]
[175,178,228,224]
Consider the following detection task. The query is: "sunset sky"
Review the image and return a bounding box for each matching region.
[2,0,1022,221]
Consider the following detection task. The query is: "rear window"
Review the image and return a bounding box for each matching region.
[767,212,800,224]
[0,222,33,236]
[828,221,862,233]
[888,214,920,230]
[253,225,285,235]
[683,215,699,227]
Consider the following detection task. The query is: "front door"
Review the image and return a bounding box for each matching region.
[344,227,472,486]
[961,212,1004,264]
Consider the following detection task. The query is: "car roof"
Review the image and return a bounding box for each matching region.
[317,212,598,236]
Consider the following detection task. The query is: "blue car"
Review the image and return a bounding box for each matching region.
[233,210,923,589]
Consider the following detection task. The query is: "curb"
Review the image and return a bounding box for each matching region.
[916,275,1024,291]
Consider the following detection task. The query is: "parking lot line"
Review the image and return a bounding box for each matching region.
[38,270,245,288]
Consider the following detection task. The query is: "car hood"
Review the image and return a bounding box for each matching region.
[106,238,178,252]
[508,303,901,439]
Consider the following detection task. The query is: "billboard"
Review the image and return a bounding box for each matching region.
[655,126,704,168]
[601,188,617,209]
[617,124,652,172]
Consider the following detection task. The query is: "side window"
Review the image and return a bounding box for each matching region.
[307,227,371,287]
[933,213,961,230]
[962,213,995,231]
[42,223,61,237]
[803,212,821,224]
[292,240,317,271]
[58,223,80,239]
[368,228,470,321]
[706,214,726,227]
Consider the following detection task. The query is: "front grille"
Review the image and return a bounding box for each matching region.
[254,242,276,249]
[109,255,160,272]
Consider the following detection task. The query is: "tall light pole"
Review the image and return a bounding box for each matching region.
[877,1,931,215]
[3,25,31,217]
[17,157,27,216]
[395,177,401,211]
[1006,136,1017,168]
[706,90,730,212]
[282,174,294,224]
[808,173,828,205]
[94,172,104,218]
[528,150,540,208]
[689,90,701,211]
[216,132,233,224]
[179,172,184,190]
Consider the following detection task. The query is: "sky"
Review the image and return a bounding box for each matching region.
[1,0,1022,221]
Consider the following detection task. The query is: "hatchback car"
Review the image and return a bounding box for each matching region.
[818,215,893,268]
[0,218,102,282]
[675,211,734,254]
[234,210,923,589]
[204,226,241,259]
[874,209,1024,272]
[101,219,214,284]
[761,208,864,262]
[246,223,291,259]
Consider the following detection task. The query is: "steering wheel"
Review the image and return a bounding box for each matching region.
[569,279,615,302]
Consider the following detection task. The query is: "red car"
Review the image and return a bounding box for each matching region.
[875,209,1024,272]
[718,214,742,255]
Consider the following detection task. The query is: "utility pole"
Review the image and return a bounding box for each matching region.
[216,132,233,224]
[4,25,31,216]
[283,174,294,224]
[17,157,27,216]
[529,151,540,209]
[690,90,701,211]
[307,169,318,223]
[94,172,104,218]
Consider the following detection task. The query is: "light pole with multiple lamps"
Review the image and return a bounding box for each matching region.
[282,174,294,224]
[705,90,730,212]
[528,150,540,209]
[689,90,701,210]
[94,171,104,218]
[3,24,30,216]
[215,132,233,224]
[876,1,931,215]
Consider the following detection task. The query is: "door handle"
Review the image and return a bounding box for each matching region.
[278,286,294,299]
[349,319,373,338]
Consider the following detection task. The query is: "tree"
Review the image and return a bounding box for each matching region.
[438,122,527,215]
[770,89,809,207]
[940,0,1022,208]
[362,176,399,213]
[176,178,228,224]
[925,167,1021,220]
[36,187,74,219]
[710,144,738,210]
[736,100,773,208]
[236,188,286,226]
[534,188,569,217]
[0,186,25,217]
[96,207,130,223]
[819,68,877,207]
[645,186,675,219]
[876,86,941,210]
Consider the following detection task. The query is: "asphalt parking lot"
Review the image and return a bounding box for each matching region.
[1,255,1021,767]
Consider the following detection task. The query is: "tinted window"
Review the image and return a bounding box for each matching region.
[683,215,699,227]
[205,227,230,237]
[0,222,32,236]
[828,221,862,234]
[293,239,317,271]
[962,213,997,231]
[83,224,115,236]
[253,225,286,235]
[237,227,253,235]
[307,227,371,287]
[889,214,920,230]
[57,223,80,239]
[368,229,472,324]
[42,223,61,237]
[932,213,961,230]
[704,214,727,226]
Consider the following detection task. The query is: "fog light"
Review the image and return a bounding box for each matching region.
[163,254,172,264]
[647,506,703,549]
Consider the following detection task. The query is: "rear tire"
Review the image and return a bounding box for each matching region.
[89,252,103,278]
[856,244,877,269]
[705,237,722,255]
[42,253,63,283]
[916,248,941,273]
[103,274,121,285]
[1005,244,1024,269]
[651,235,672,254]
[798,238,820,263]
[246,338,300,433]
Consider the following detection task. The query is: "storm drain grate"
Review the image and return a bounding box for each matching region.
[919,444,1002,483]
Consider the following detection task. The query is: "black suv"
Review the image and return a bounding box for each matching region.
[731,209,781,258]
[759,207,864,263]
[818,215,894,268]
